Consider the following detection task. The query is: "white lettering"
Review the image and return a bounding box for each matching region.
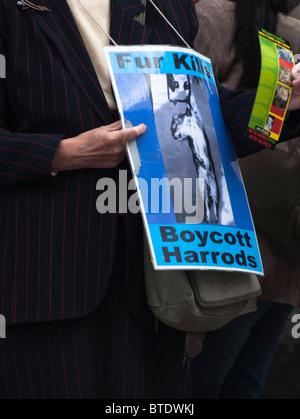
[96,178,117,214]
[0,54,6,79]
[292,314,300,339]
[105,404,139,416]
[0,315,6,339]
[96,171,204,223]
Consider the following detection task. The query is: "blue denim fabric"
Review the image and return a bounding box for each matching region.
[185,301,293,399]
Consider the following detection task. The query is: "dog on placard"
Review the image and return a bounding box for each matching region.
[171,90,220,224]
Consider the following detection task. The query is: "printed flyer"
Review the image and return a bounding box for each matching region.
[105,45,263,275]
[247,29,294,149]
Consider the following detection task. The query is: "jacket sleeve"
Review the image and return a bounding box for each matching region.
[218,84,300,157]
[0,40,65,187]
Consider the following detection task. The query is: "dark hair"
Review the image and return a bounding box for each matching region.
[231,0,300,88]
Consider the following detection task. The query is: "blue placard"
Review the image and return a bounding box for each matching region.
[105,45,263,275]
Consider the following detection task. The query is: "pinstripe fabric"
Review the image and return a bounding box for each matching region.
[2,0,299,326]
[0,0,197,399]
[0,0,199,325]
[0,0,295,398]
[0,221,185,399]
[1,0,300,400]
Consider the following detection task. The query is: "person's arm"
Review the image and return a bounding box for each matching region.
[51,121,147,173]
[0,39,146,186]
[219,63,300,157]
[0,104,145,188]
[218,85,265,157]
[0,28,65,186]
[0,86,65,186]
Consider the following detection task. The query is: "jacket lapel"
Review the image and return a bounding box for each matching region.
[110,0,152,45]
[32,0,152,123]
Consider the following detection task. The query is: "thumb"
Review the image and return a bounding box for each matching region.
[123,123,147,143]
[292,62,300,79]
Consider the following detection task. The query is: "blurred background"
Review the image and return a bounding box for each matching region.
[261,310,300,399]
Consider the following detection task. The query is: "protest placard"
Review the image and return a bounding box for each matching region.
[105,45,263,275]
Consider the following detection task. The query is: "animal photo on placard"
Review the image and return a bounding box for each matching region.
[149,73,234,226]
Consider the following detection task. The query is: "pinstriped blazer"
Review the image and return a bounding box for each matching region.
[0,0,200,325]
[1,0,299,326]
